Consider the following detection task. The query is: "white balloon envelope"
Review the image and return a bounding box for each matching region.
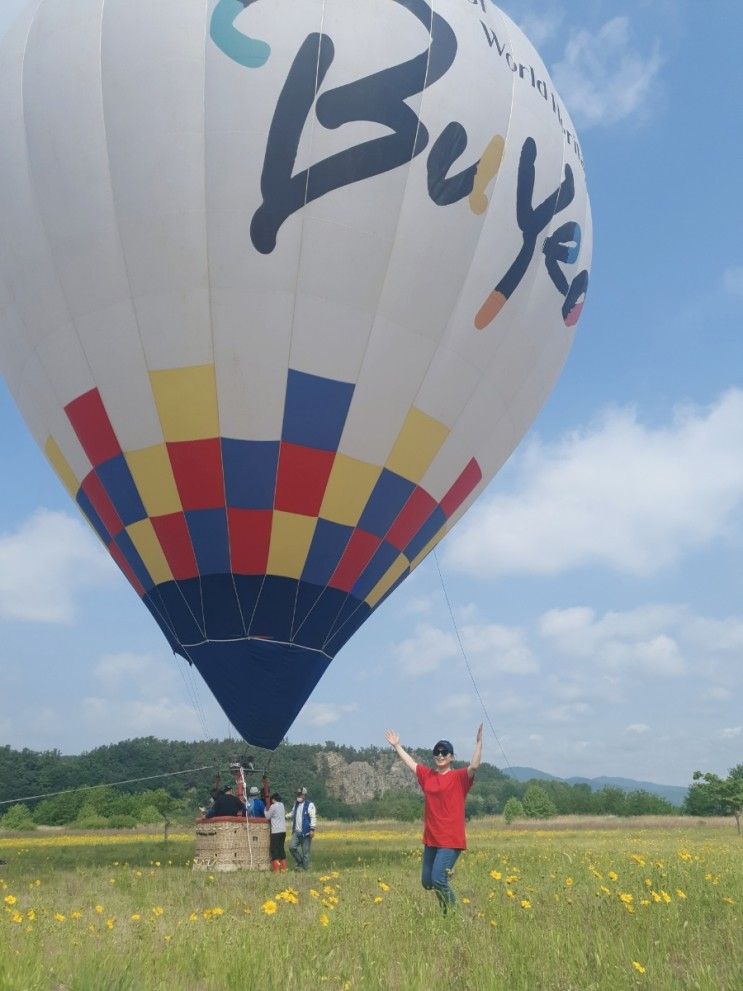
[0,0,592,747]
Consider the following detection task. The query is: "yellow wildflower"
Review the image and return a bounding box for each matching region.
[619,893,633,904]
[489,870,502,880]
[262,900,278,916]
[378,881,390,893]
[599,886,611,896]
[95,905,104,914]
[722,897,736,905]
[310,889,320,898]
[26,910,36,921]
[4,895,17,906]
[632,962,646,974]
[106,918,116,930]
[660,891,672,904]
[10,912,23,924]
[373,896,383,904]
[319,913,330,926]
[54,913,66,922]
[565,877,574,888]
[152,906,165,917]
[131,914,141,922]
[520,899,532,910]
[462,897,471,905]
[505,889,515,899]
[640,899,650,907]
[608,871,618,882]
[70,911,83,920]
[631,854,646,866]
[675,890,687,900]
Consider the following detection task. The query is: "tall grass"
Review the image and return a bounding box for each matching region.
[0,820,740,990]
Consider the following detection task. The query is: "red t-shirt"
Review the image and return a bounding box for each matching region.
[416,765,473,849]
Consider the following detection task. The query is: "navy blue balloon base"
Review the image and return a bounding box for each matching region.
[186,636,332,750]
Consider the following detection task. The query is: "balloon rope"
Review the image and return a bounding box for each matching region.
[433,549,513,772]
[0,766,216,808]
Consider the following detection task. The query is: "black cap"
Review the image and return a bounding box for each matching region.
[433,740,454,755]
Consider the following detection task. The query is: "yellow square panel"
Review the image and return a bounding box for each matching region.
[126,519,173,586]
[44,436,80,500]
[150,365,220,443]
[385,408,450,483]
[126,444,182,517]
[366,554,409,609]
[267,511,317,580]
[320,454,381,527]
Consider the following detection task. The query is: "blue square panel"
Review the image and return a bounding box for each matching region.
[282,369,354,452]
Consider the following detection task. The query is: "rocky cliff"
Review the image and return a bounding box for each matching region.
[316,750,419,805]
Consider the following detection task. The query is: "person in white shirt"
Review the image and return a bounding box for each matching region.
[288,787,317,871]
[264,792,287,872]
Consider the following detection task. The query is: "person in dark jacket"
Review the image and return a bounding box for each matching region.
[205,785,245,818]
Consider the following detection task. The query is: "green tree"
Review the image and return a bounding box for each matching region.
[522,784,557,819]
[503,796,524,824]
[0,803,36,830]
[686,766,743,834]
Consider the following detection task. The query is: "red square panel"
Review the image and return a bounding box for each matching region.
[228,509,272,575]
[329,529,380,593]
[440,458,482,519]
[108,540,145,597]
[386,487,438,551]
[81,471,123,538]
[275,442,335,517]
[167,439,224,511]
[65,389,121,467]
[151,513,199,580]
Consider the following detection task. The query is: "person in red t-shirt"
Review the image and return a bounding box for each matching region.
[385,724,483,911]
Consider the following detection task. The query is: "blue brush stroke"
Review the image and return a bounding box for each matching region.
[210,0,270,69]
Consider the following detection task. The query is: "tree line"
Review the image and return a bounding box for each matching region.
[1,737,738,830]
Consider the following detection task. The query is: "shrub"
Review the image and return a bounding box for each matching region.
[74,815,110,830]
[107,815,138,829]
[137,805,164,824]
[503,797,524,824]
[522,784,557,819]
[0,803,36,831]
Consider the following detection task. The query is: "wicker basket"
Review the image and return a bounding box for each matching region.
[193,817,271,872]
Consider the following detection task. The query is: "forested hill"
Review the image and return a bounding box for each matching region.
[0,737,682,822]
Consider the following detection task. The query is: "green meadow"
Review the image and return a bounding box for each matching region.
[0,821,740,991]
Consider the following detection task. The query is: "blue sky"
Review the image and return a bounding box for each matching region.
[0,0,741,786]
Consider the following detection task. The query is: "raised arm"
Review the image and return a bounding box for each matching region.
[468,723,483,780]
[385,729,418,774]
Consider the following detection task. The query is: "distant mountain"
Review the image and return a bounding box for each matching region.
[505,766,687,807]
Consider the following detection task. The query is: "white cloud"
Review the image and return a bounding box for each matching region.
[719,726,742,740]
[446,391,743,579]
[80,696,198,739]
[93,652,178,697]
[552,17,663,129]
[722,266,743,297]
[392,621,537,678]
[392,623,458,678]
[0,510,115,623]
[702,686,732,703]
[300,702,359,728]
[539,605,686,677]
[516,10,564,50]
[625,723,650,735]
[546,701,589,723]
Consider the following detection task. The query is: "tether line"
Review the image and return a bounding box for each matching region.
[433,549,513,771]
[0,766,216,808]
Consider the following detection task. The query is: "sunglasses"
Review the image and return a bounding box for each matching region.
[432,748,451,757]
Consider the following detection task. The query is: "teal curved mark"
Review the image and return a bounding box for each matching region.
[210,0,270,69]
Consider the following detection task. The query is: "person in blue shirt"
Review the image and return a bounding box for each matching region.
[246,785,265,818]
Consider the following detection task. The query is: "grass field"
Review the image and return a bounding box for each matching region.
[0,819,740,991]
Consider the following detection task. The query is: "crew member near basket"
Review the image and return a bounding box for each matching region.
[385,724,483,911]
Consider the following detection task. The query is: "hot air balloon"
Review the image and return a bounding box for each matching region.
[0,0,591,749]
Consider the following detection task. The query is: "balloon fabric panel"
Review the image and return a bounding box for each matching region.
[0,0,591,749]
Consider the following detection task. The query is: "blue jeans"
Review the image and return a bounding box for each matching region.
[289,831,312,870]
[421,846,461,910]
